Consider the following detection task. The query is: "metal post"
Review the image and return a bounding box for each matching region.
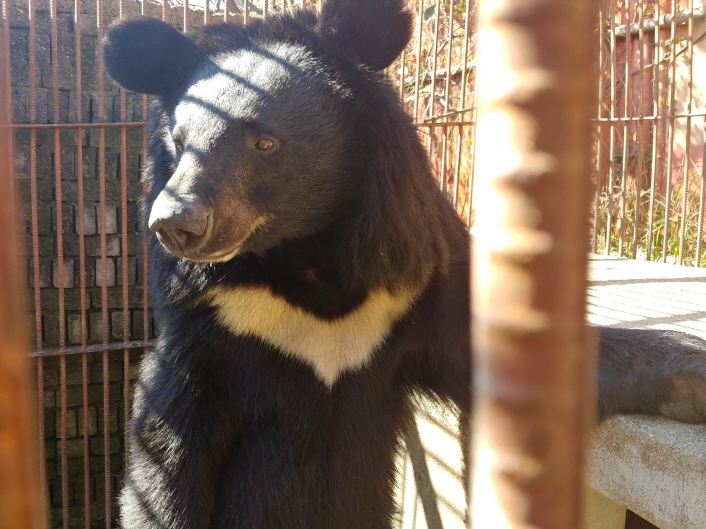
[471,0,597,527]
[0,20,44,529]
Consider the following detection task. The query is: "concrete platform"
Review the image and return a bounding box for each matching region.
[587,256,706,529]
[396,255,706,529]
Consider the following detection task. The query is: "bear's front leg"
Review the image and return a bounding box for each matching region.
[120,343,241,529]
[598,327,706,423]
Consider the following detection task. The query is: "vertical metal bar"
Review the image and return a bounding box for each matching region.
[452,0,471,213]
[696,124,706,266]
[82,352,90,529]
[412,0,424,122]
[663,0,679,262]
[73,0,91,523]
[119,0,131,472]
[471,0,595,526]
[606,1,617,255]
[184,0,190,31]
[618,0,631,257]
[28,0,49,522]
[59,357,69,529]
[427,0,441,157]
[0,7,43,523]
[593,6,605,255]
[398,50,406,102]
[244,0,249,24]
[439,0,453,197]
[205,0,210,25]
[96,0,112,525]
[646,0,661,260]
[49,0,70,523]
[632,2,645,259]
[467,2,480,228]
[679,0,694,264]
[2,0,14,202]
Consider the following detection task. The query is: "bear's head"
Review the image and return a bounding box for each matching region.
[103,0,456,297]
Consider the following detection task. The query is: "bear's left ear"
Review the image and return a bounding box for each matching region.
[317,0,412,71]
[103,17,205,95]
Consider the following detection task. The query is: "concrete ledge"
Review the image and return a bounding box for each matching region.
[396,256,706,528]
[589,415,706,529]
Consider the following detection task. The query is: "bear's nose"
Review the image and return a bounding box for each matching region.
[148,192,212,257]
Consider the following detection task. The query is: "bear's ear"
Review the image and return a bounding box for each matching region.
[102,17,205,95]
[317,0,412,71]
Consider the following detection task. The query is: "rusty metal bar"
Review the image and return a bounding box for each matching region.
[646,0,661,261]
[698,126,706,265]
[119,0,131,471]
[27,0,49,522]
[452,0,472,213]
[592,6,606,255]
[612,4,706,38]
[467,2,480,228]
[95,0,112,525]
[594,110,706,122]
[471,0,595,526]
[678,0,695,264]
[606,1,617,255]
[632,0,645,259]
[663,0,679,262]
[0,4,44,526]
[618,0,631,257]
[48,0,70,523]
[438,0,453,198]
[412,0,423,122]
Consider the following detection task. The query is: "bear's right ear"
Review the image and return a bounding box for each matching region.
[103,17,204,95]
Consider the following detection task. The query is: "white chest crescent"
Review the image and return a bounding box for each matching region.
[209,284,422,386]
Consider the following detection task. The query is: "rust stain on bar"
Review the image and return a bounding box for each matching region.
[471,0,595,526]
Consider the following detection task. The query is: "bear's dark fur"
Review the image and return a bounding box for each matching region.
[103,1,706,527]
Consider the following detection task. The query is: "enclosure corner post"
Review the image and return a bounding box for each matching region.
[470,0,597,527]
[0,22,45,529]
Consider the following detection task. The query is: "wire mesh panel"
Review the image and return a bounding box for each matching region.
[594,0,706,266]
[0,0,477,526]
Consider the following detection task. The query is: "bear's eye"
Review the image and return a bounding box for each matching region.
[174,139,184,153]
[254,138,275,152]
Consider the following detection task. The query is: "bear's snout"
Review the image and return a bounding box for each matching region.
[149,192,212,258]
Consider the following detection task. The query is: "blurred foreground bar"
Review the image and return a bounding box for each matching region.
[471,0,597,528]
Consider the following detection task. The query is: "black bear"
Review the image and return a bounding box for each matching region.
[102,0,706,527]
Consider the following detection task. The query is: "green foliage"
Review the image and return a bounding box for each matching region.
[593,179,706,267]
